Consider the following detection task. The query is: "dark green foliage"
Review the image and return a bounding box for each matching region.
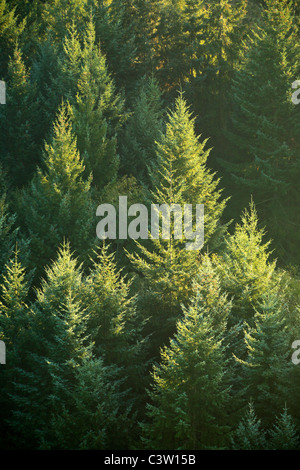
[183,0,248,140]
[80,243,146,391]
[234,293,293,428]
[49,357,134,450]
[221,0,300,263]
[269,407,299,450]
[0,249,34,448]
[128,94,228,351]
[231,402,267,450]
[4,244,91,448]
[142,273,231,450]
[0,0,23,76]
[214,201,277,327]
[68,20,125,192]
[0,47,38,186]
[1,0,300,452]
[120,75,164,184]
[0,167,30,276]
[18,103,95,278]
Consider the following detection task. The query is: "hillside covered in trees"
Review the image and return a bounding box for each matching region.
[0,0,300,450]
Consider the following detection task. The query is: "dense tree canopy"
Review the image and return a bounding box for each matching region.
[0,0,300,451]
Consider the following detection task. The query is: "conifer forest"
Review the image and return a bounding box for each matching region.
[1,0,300,451]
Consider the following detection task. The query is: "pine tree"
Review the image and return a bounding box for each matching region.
[0,166,30,277]
[212,201,285,425]
[230,401,267,450]
[49,357,134,450]
[0,46,38,186]
[154,0,186,90]
[29,18,126,172]
[224,0,298,190]
[119,75,164,184]
[6,244,91,448]
[193,254,232,339]
[109,0,159,83]
[41,0,91,44]
[183,0,247,138]
[151,94,227,245]
[18,102,95,278]
[80,242,145,391]
[269,407,299,450]
[0,248,33,448]
[128,94,227,350]
[234,293,293,428]
[92,0,137,91]
[142,277,231,450]
[0,0,22,76]
[221,0,300,263]
[0,167,18,275]
[214,201,277,327]
[29,38,64,151]
[69,20,124,192]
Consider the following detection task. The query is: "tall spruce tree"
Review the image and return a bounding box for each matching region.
[0,248,33,449]
[0,46,38,186]
[0,168,18,275]
[69,20,124,193]
[150,94,227,244]
[221,0,300,263]
[230,401,267,450]
[183,0,247,139]
[92,0,137,92]
[80,242,146,394]
[6,244,92,448]
[41,0,91,44]
[234,293,293,428]
[214,201,277,328]
[128,94,227,351]
[142,275,231,450]
[49,356,134,450]
[269,407,299,450]
[18,102,95,278]
[154,0,186,90]
[109,0,159,83]
[119,75,164,184]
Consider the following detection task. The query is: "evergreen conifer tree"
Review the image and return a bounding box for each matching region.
[6,244,91,448]
[128,94,227,349]
[69,20,124,192]
[49,356,134,450]
[234,293,292,428]
[0,248,34,448]
[221,0,300,262]
[230,401,267,450]
[214,201,277,327]
[18,102,95,278]
[269,407,299,450]
[80,242,145,392]
[142,276,231,450]
[0,0,22,76]
[119,75,164,184]
[0,46,38,186]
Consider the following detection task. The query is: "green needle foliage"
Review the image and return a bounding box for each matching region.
[214,201,277,327]
[120,75,164,184]
[234,293,292,428]
[1,0,300,452]
[17,103,95,278]
[128,94,228,350]
[230,401,267,450]
[0,46,38,186]
[142,274,231,450]
[269,406,299,450]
